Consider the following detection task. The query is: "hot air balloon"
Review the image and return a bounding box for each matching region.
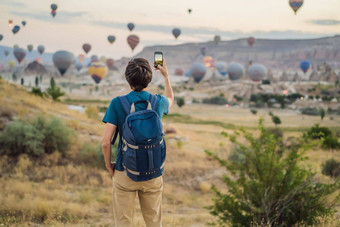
[188,9,192,14]
[78,54,85,63]
[248,63,267,82]
[91,55,99,62]
[127,35,140,51]
[200,46,207,56]
[185,70,190,77]
[289,0,303,15]
[22,21,26,26]
[0,35,3,42]
[214,35,221,44]
[172,28,181,39]
[37,45,45,55]
[8,20,13,26]
[127,23,135,31]
[88,61,108,84]
[203,56,213,67]
[189,63,207,83]
[13,48,26,63]
[51,10,56,17]
[4,50,9,56]
[227,63,244,80]
[106,58,115,70]
[216,61,228,76]
[52,50,74,76]
[300,60,311,73]
[82,43,91,54]
[108,35,116,44]
[27,45,33,52]
[75,62,83,72]
[12,25,20,34]
[247,37,256,47]
[9,60,15,69]
[210,59,216,69]
[51,4,58,10]
[175,68,184,76]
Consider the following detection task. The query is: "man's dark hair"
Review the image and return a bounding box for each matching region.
[125,58,152,91]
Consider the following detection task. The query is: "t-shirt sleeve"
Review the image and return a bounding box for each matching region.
[102,98,118,125]
[156,95,170,116]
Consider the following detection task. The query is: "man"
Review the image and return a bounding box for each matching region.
[101,58,174,227]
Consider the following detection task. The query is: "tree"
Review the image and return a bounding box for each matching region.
[35,76,39,87]
[46,77,65,101]
[205,119,340,227]
[250,109,257,115]
[271,115,281,126]
[176,97,185,108]
[12,73,17,82]
[320,108,325,120]
[322,159,340,178]
[20,77,24,86]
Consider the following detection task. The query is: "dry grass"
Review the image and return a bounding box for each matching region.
[0,79,339,226]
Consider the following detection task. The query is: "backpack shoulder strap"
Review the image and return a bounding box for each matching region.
[148,94,158,111]
[117,95,131,115]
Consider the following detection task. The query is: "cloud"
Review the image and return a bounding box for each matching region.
[1,0,27,8]
[10,10,89,23]
[308,19,340,26]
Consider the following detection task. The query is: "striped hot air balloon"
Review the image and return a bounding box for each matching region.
[127,35,140,51]
[289,0,304,15]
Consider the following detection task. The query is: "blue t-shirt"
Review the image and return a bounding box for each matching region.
[102,91,169,171]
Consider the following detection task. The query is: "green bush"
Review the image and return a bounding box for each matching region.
[306,124,332,140]
[205,119,339,227]
[322,135,340,151]
[31,87,44,97]
[0,121,44,157]
[271,115,281,126]
[301,107,320,116]
[192,98,200,104]
[322,159,340,178]
[250,109,257,115]
[0,116,73,157]
[79,142,117,168]
[32,116,73,155]
[176,97,185,108]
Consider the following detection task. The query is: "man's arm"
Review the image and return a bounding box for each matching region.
[102,123,116,176]
[156,58,174,109]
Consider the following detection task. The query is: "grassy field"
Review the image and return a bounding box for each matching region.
[0,79,339,226]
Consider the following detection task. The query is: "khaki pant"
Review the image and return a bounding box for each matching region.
[112,170,163,227]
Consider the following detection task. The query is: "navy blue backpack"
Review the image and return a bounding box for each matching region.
[115,94,166,182]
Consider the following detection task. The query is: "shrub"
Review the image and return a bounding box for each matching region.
[306,124,332,140]
[205,119,339,227]
[192,98,200,104]
[32,116,73,155]
[262,79,270,85]
[322,159,340,178]
[0,116,73,157]
[0,120,44,157]
[85,106,99,120]
[250,109,257,115]
[176,97,185,108]
[271,115,281,126]
[203,94,228,105]
[31,87,44,97]
[301,107,320,116]
[322,135,340,151]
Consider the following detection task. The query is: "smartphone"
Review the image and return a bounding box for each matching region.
[154,51,163,68]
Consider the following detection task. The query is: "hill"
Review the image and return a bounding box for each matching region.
[133,35,340,72]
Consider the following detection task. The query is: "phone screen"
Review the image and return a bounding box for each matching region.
[154,52,163,67]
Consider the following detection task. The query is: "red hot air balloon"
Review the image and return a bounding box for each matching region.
[13,48,26,63]
[247,37,256,47]
[127,35,140,51]
[175,68,184,76]
[82,43,91,54]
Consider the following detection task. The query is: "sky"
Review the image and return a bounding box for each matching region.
[0,0,339,59]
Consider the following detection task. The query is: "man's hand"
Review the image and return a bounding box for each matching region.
[106,162,115,176]
[155,58,169,79]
